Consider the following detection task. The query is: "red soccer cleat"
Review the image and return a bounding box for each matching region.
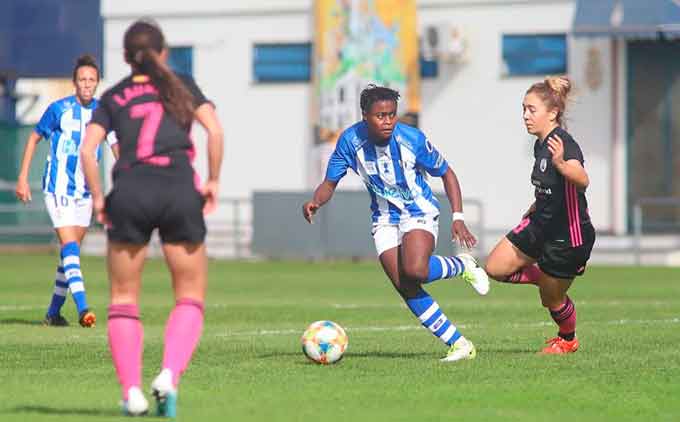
[540,336,579,354]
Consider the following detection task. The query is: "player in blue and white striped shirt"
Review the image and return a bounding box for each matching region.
[15,55,118,328]
[303,85,489,362]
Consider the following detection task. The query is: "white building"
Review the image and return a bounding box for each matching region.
[94,0,679,259]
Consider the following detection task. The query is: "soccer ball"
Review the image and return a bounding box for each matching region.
[301,320,349,364]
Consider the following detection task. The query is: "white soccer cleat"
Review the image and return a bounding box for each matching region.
[440,337,477,362]
[457,253,490,296]
[151,368,178,418]
[121,386,149,416]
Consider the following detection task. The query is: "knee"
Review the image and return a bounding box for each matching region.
[483,260,507,282]
[401,261,429,283]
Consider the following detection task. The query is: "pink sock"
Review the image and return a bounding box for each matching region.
[549,296,576,340]
[108,304,143,400]
[162,299,205,386]
[505,264,541,285]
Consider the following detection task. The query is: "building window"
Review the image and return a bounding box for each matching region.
[168,46,193,76]
[501,34,567,76]
[253,43,312,83]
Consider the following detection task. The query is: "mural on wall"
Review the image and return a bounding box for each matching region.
[311,0,420,186]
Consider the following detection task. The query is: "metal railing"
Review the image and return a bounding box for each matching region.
[633,197,680,265]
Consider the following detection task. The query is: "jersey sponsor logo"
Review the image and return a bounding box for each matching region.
[535,186,552,195]
[364,180,415,203]
[540,158,548,172]
[364,161,378,175]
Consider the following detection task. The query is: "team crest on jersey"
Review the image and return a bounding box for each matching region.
[364,161,378,175]
[540,158,548,172]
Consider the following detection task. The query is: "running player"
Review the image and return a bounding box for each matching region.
[303,85,489,363]
[484,76,595,354]
[80,20,224,416]
[15,54,118,328]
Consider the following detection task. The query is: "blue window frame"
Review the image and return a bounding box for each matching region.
[502,34,567,76]
[168,46,193,76]
[253,43,311,83]
[253,42,440,82]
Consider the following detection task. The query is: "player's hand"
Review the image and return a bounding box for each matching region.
[302,201,319,224]
[93,194,109,226]
[451,220,477,249]
[15,179,32,203]
[547,134,565,167]
[201,179,219,215]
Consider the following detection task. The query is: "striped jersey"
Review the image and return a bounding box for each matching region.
[326,121,449,224]
[34,95,116,199]
[530,126,591,246]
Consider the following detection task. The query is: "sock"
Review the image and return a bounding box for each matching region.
[108,304,143,401]
[405,289,461,346]
[162,299,205,387]
[503,264,541,285]
[550,296,576,341]
[61,242,88,314]
[46,265,68,317]
[424,255,465,283]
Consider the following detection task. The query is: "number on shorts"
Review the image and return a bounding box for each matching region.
[512,217,530,234]
[130,102,170,166]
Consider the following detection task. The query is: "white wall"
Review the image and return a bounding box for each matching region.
[101,0,617,233]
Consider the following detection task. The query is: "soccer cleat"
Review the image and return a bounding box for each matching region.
[540,336,579,355]
[121,386,149,416]
[440,337,477,362]
[79,309,96,328]
[43,313,69,327]
[457,253,490,296]
[151,369,178,418]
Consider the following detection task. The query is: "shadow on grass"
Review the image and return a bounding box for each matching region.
[7,405,119,417]
[0,318,43,326]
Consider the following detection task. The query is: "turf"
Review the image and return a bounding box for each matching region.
[0,253,678,421]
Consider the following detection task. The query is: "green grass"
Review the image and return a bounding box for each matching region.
[0,253,678,421]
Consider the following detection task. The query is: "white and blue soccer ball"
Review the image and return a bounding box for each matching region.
[301,320,349,364]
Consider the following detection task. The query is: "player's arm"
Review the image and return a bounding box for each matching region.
[302,179,338,224]
[441,168,477,249]
[15,131,42,203]
[548,134,589,189]
[80,123,108,224]
[194,103,224,215]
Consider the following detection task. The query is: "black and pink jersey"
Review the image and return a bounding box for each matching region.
[529,127,591,247]
[90,73,209,177]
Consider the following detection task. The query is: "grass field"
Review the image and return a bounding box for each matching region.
[0,253,678,422]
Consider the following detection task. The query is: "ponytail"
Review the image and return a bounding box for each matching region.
[136,48,195,128]
[124,20,195,129]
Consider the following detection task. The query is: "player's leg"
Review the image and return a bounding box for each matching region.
[151,241,207,418]
[402,216,489,294]
[55,225,95,326]
[43,193,93,325]
[151,186,208,418]
[485,235,540,285]
[107,241,149,415]
[537,274,578,354]
[535,228,594,355]
[399,229,476,362]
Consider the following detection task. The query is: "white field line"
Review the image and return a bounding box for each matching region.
[214,318,680,338]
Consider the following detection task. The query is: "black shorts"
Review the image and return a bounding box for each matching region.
[105,172,206,245]
[505,219,595,280]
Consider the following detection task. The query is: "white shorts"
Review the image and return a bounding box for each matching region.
[372,215,439,257]
[44,194,93,228]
